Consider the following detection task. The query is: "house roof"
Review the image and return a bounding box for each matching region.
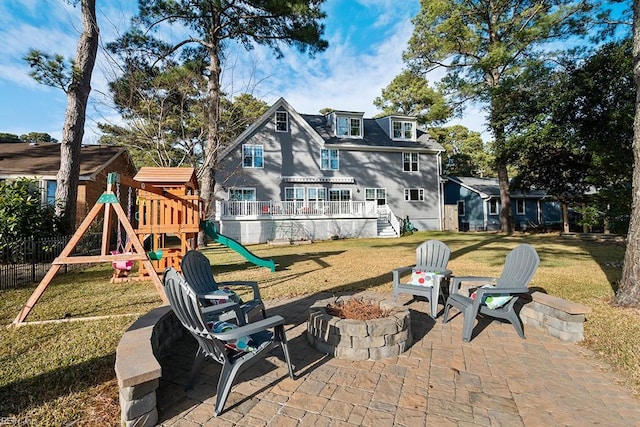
[134,167,198,190]
[300,115,444,152]
[446,176,549,199]
[0,142,131,179]
[221,97,444,158]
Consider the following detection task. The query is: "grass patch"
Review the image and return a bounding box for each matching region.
[0,231,638,425]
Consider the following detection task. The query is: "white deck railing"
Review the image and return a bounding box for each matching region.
[215,200,377,219]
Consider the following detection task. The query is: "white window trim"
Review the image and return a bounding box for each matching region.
[228,187,256,201]
[284,187,305,201]
[321,148,339,170]
[336,116,363,138]
[275,111,288,132]
[403,152,419,172]
[489,198,499,215]
[365,188,387,204]
[404,188,425,202]
[392,120,415,140]
[242,144,264,169]
[516,199,526,215]
[329,188,352,201]
[457,200,466,216]
[307,187,327,201]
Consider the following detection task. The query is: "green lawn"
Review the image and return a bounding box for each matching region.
[0,231,638,425]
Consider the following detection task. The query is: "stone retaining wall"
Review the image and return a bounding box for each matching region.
[115,305,184,427]
[520,291,592,342]
[307,298,411,360]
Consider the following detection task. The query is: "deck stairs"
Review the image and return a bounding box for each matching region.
[376,206,399,238]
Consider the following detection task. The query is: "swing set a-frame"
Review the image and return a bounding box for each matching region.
[12,172,195,326]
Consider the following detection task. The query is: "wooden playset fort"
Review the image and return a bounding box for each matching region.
[12,167,275,326]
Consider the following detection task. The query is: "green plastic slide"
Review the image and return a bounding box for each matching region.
[202,220,276,272]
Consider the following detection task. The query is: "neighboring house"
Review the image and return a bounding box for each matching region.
[213,97,446,244]
[0,142,137,227]
[443,176,562,232]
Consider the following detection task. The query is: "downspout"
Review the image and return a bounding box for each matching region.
[483,196,491,231]
[537,199,542,224]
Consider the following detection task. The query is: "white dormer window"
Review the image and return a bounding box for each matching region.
[275,111,288,132]
[393,120,415,140]
[336,116,362,137]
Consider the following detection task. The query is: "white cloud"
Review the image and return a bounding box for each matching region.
[1,0,491,143]
[232,8,414,117]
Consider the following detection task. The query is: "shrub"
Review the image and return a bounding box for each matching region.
[0,178,59,241]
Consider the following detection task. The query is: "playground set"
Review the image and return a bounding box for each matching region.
[12,167,275,326]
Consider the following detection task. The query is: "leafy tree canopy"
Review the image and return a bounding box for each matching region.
[402,0,608,233]
[100,59,268,169]
[430,125,493,177]
[108,0,329,230]
[0,178,58,241]
[0,132,57,143]
[373,69,452,126]
[506,38,633,232]
[20,132,58,143]
[511,38,633,193]
[0,133,21,143]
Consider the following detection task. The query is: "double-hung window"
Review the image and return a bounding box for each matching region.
[365,188,387,206]
[275,111,288,132]
[393,121,414,140]
[307,187,327,202]
[404,188,425,202]
[516,199,526,215]
[321,148,339,170]
[329,189,351,201]
[336,116,362,137]
[284,187,305,202]
[403,152,419,172]
[242,144,263,168]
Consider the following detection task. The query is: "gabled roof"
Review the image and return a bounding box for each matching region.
[219,97,324,159]
[220,97,444,158]
[446,176,549,199]
[0,142,131,179]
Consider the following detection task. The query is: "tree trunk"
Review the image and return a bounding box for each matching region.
[497,164,513,234]
[615,0,640,306]
[54,0,99,234]
[489,87,513,235]
[198,15,222,246]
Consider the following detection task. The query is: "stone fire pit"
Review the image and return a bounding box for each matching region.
[306,297,412,360]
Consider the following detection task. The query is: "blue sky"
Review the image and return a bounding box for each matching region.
[0,0,485,143]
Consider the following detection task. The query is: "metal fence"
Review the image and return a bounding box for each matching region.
[0,233,102,290]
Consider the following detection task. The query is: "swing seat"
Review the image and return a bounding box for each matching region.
[148,250,163,261]
[111,251,134,271]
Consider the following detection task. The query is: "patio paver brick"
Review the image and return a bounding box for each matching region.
[156,292,640,426]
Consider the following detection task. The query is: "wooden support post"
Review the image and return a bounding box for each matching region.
[13,201,106,325]
[112,200,166,303]
[12,190,167,326]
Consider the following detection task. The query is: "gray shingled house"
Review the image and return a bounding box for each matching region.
[212,98,446,244]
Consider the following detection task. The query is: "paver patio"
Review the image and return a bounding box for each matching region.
[156,292,640,426]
